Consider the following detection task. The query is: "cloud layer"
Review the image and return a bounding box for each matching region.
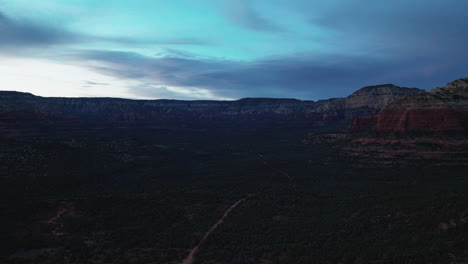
[73,48,467,100]
[0,10,79,48]
[0,10,211,53]
[1,1,467,100]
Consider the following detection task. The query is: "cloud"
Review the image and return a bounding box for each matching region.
[223,0,284,32]
[71,48,468,100]
[2,1,467,100]
[0,10,212,53]
[153,48,217,59]
[0,10,79,48]
[306,1,468,57]
[94,36,213,46]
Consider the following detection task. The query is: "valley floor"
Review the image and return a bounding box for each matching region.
[1,124,467,263]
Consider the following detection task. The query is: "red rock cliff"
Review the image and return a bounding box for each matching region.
[376,78,468,136]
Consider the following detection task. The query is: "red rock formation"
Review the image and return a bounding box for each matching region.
[349,115,378,132]
[377,108,468,136]
[308,84,422,121]
[376,78,468,136]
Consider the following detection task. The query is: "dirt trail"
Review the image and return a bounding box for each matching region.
[181,195,252,264]
[46,208,67,236]
[43,202,74,236]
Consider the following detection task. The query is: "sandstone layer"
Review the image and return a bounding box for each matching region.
[376,78,468,136]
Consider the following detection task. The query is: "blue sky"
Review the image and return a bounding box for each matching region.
[0,0,467,100]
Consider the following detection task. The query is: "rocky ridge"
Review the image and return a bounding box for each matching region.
[307,84,422,121]
[0,84,421,125]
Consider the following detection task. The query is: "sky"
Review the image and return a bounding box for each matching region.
[0,0,467,100]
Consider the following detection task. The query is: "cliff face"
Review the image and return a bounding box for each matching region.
[306,84,423,121]
[376,78,468,136]
[0,84,422,129]
[345,84,423,110]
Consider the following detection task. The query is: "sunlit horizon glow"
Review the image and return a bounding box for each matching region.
[0,0,467,100]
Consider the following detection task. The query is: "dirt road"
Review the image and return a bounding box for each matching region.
[181,195,252,264]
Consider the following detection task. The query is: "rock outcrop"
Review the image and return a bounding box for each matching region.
[306,84,422,122]
[345,84,423,113]
[376,78,468,136]
[349,115,379,132]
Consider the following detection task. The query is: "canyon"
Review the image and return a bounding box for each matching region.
[3,78,468,138]
[2,78,468,264]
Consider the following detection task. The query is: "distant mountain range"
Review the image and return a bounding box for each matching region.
[1,78,467,136]
[0,84,422,122]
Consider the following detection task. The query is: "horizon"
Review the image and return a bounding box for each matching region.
[0,80,428,101]
[1,1,467,100]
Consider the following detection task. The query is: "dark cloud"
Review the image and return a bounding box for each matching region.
[0,10,212,52]
[0,10,79,48]
[223,0,284,32]
[73,49,468,100]
[306,1,468,57]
